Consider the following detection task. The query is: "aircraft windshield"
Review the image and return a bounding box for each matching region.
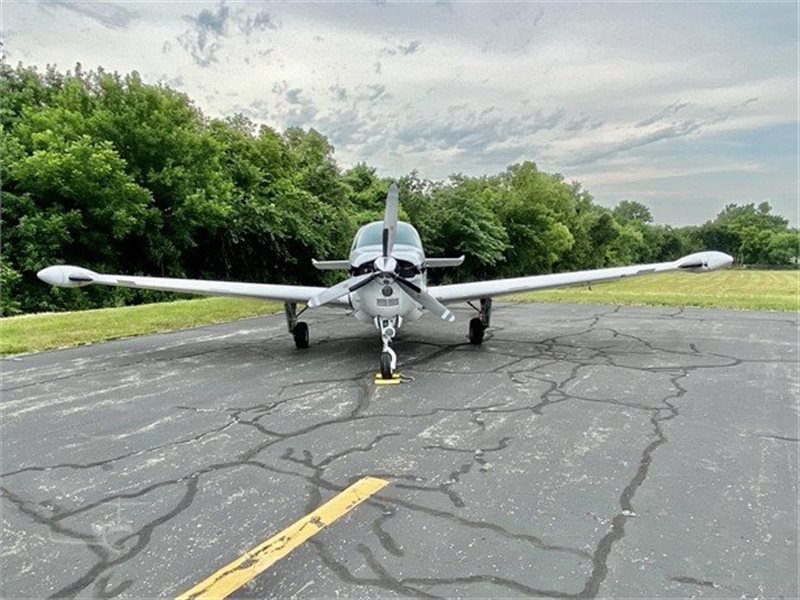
[354,222,422,249]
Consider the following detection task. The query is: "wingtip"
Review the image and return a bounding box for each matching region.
[37,265,96,287]
[676,251,736,272]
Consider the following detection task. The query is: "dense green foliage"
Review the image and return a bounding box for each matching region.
[2,63,798,316]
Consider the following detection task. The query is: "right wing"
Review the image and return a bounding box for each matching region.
[429,251,733,304]
[37,265,338,305]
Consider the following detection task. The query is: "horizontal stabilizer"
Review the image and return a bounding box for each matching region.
[424,256,465,268]
[312,259,351,271]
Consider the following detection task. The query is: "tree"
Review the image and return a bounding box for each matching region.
[424,183,509,279]
[2,62,794,316]
[765,231,799,265]
[613,200,653,224]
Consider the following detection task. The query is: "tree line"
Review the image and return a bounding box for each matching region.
[1,63,797,316]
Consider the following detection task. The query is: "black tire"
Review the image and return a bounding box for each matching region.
[380,352,393,380]
[293,321,309,349]
[469,317,485,345]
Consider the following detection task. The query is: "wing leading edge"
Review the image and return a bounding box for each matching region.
[37,265,335,304]
[429,251,734,304]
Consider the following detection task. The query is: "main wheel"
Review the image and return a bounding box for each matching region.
[379,352,393,380]
[469,317,485,345]
[293,321,309,349]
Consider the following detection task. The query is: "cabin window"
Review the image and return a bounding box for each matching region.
[353,222,422,250]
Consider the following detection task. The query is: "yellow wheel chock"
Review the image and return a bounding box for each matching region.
[374,372,402,385]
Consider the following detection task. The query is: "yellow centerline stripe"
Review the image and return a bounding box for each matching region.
[175,476,389,600]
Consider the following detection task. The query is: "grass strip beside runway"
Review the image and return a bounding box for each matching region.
[0,297,282,356]
[507,269,798,312]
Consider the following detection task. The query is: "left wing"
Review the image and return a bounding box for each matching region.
[37,265,338,304]
[429,251,733,304]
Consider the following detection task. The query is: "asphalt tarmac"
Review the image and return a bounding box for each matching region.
[1,303,798,599]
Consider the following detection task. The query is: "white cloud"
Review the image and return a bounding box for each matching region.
[3,1,796,224]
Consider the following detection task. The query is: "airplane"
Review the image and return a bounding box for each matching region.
[38,183,734,379]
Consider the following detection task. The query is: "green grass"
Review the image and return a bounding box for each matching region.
[1,269,796,357]
[507,269,799,312]
[0,297,282,356]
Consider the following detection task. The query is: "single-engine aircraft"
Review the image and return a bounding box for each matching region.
[38,183,733,379]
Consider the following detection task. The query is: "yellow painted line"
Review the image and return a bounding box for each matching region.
[176,476,389,600]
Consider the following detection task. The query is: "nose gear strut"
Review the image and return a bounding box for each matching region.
[375,316,402,379]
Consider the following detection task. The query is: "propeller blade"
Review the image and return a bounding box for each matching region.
[349,273,377,292]
[307,273,376,308]
[382,182,398,258]
[395,278,455,322]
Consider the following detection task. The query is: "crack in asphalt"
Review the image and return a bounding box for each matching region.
[1,304,795,598]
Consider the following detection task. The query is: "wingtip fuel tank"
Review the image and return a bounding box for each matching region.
[675,251,734,272]
[37,265,97,287]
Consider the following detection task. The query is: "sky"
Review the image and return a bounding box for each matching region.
[2,1,797,226]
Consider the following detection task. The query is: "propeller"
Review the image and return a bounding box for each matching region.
[307,272,375,308]
[308,182,454,321]
[395,278,454,322]
[382,182,398,258]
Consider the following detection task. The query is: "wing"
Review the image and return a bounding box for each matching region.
[429,251,733,304]
[37,265,340,305]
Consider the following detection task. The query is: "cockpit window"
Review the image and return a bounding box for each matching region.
[353,222,422,250]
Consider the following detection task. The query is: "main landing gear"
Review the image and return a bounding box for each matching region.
[376,316,402,380]
[285,302,309,349]
[468,298,492,346]
[469,317,484,345]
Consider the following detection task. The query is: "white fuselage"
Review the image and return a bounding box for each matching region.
[347,243,427,324]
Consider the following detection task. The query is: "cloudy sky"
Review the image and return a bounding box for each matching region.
[3,1,797,225]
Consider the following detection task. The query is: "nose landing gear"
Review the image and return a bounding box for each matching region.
[376,316,402,380]
[379,350,394,380]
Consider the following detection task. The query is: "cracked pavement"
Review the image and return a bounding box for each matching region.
[1,303,798,598]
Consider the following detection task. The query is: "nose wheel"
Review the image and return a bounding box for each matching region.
[376,316,401,380]
[380,352,393,379]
